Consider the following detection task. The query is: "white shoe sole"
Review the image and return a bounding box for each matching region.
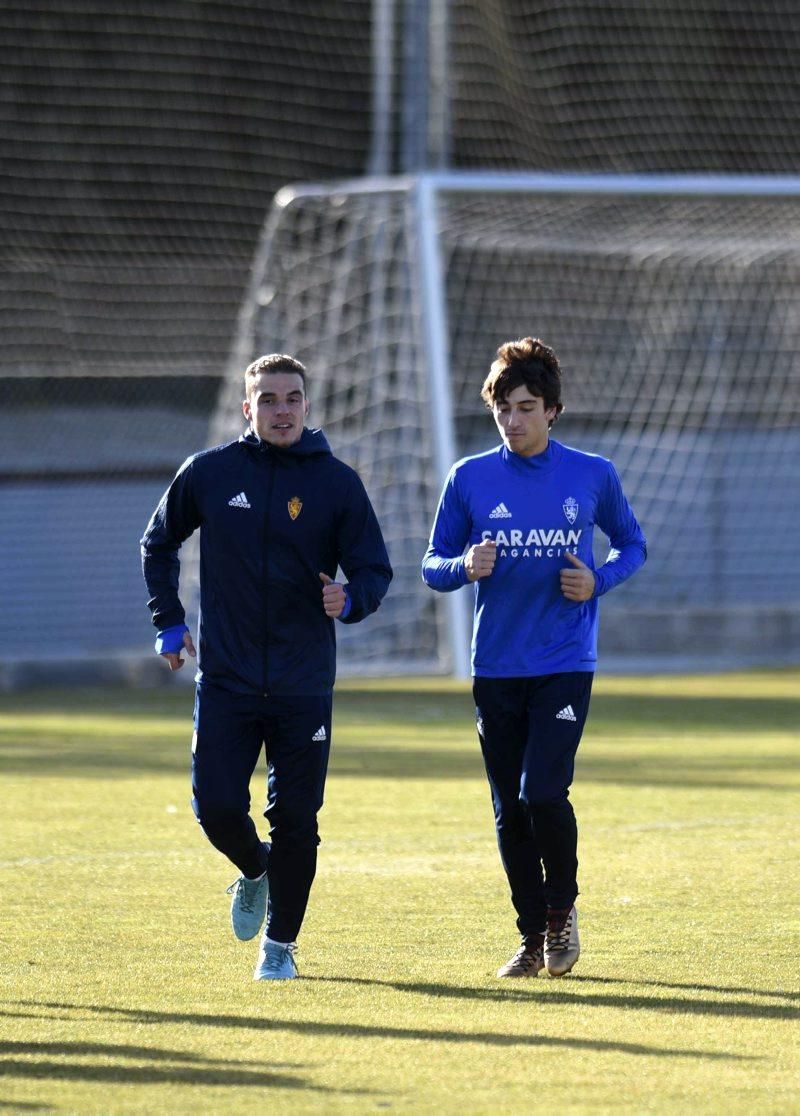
[546,952,579,978]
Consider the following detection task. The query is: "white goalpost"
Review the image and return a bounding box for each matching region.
[209,171,800,675]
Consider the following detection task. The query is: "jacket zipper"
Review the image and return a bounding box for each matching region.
[261,448,276,696]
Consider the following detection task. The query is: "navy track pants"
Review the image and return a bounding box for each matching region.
[473,672,593,939]
[190,683,332,943]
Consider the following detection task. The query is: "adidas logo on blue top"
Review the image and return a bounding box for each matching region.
[228,491,251,509]
[489,502,512,519]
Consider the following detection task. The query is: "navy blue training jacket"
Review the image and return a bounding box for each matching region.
[141,428,393,695]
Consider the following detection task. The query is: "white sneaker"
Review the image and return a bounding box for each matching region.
[226,846,270,941]
[544,906,580,977]
[496,935,545,978]
[254,939,299,981]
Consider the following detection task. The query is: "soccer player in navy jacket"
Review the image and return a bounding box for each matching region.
[422,338,646,978]
[141,353,392,980]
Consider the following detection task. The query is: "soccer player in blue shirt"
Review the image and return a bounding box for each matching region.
[422,337,646,978]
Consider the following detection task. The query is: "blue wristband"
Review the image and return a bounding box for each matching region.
[339,589,351,619]
[155,624,189,654]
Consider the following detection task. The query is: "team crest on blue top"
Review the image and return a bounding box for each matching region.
[288,496,303,520]
[563,497,579,524]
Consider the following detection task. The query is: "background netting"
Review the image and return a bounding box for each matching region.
[213,188,448,672]
[213,183,800,671]
[0,1,373,667]
[1,1,373,373]
[448,1,800,172]
[441,190,800,614]
[2,1,799,674]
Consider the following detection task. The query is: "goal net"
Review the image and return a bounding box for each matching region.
[446,1,800,174]
[211,173,800,674]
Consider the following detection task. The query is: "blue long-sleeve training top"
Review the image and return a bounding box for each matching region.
[421,439,646,677]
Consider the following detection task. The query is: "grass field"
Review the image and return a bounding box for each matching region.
[1,672,798,1113]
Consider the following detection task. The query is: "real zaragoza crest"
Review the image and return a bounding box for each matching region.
[563,497,579,524]
[288,496,303,520]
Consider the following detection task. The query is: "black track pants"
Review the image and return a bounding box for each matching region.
[473,672,593,938]
[190,683,332,943]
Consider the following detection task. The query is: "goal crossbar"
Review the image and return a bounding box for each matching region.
[215,170,800,676]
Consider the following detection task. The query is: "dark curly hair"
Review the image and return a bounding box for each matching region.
[480,337,564,427]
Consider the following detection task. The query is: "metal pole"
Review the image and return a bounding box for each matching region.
[369,0,395,176]
[415,174,471,677]
[422,170,800,196]
[273,170,800,203]
[428,0,450,167]
[401,0,429,171]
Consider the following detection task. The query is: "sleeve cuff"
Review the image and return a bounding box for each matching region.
[155,624,189,654]
[337,588,352,620]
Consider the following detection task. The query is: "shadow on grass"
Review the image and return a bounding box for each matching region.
[306,976,798,1022]
[8,1002,755,1061]
[335,748,798,791]
[0,1039,343,1092]
[3,687,797,730]
[0,1102,54,1112]
[0,739,795,792]
[1,688,797,787]
[567,975,800,1002]
[337,689,800,735]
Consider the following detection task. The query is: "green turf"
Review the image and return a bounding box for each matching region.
[1,672,798,1113]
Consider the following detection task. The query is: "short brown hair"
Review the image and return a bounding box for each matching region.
[481,337,564,426]
[244,353,307,395]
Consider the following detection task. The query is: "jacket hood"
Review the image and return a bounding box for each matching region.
[239,426,332,458]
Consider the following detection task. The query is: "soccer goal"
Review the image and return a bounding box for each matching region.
[210,171,800,675]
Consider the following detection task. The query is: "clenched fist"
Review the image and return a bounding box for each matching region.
[465,539,497,582]
[319,572,347,618]
[560,551,596,601]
